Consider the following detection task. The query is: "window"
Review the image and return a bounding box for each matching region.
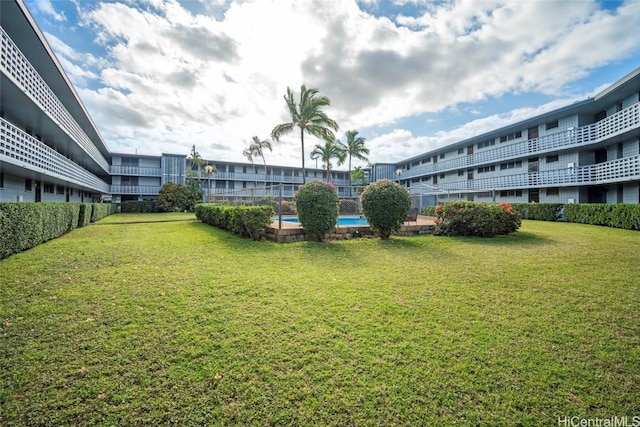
[546,187,560,196]
[477,165,495,173]
[457,148,464,154]
[121,157,139,167]
[440,173,445,179]
[0,172,3,188]
[546,154,559,163]
[439,153,445,159]
[458,170,464,176]
[121,176,139,186]
[546,120,559,130]
[477,192,492,198]
[499,131,522,143]
[528,126,539,139]
[25,179,32,191]
[477,139,495,149]
[56,185,65,195]
[499,161,522,170]
[500,190,523,197]
[43,183,54,193]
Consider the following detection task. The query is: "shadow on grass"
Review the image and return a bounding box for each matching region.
[442,230,553,246]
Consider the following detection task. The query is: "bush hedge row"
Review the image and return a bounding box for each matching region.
[195,203,274,240]
[510,203,563,221]
[564,203,640,230]
[425,202,640,231]
[120,200,160,213]
[433,201,521,237]
[0,202,117,259]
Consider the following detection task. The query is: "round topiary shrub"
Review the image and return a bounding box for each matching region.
[361,179,411,239]
[295,181,339,241]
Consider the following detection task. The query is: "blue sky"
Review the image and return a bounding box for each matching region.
[25,0,640,167]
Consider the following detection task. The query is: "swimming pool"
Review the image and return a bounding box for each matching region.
[281,215,369,227]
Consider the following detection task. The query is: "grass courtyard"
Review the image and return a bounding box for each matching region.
[1,215,639,426]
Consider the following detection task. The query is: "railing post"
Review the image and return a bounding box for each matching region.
[278,183,283,230]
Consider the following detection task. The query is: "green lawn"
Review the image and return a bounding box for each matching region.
[1,217,638,426]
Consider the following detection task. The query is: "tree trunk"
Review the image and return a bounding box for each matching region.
[300,129,306,184]
[348,154,352,198]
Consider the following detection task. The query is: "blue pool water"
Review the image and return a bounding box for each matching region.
[281,216,369,227]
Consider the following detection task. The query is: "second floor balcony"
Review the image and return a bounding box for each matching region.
[401,102,640,180]
[1,117,110,193]
[409,154,640,194]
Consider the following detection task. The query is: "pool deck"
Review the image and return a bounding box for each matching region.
[267,215,437,242]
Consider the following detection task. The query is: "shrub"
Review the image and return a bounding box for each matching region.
[0,202,83,259]
[511,203,562,221]
[121,200,159,213]
[90,203,116,222]
[421,206,437,216]
[156,183,193,212]
[564,203,640,230]
[361,179,411,239]
[195,203,274,240]
[295,181,339,242]
[78,203,92,227]
[434,201,521,237]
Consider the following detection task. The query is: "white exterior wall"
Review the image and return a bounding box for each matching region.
[623,183,639,203]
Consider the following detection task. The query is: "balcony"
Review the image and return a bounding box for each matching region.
[401,102,640,180]
[110,165,162,176]
[415,155,640,194]
[110,185,163,195]
[0,28,110,172]
[193,170,351,186]
[0,118,110,192]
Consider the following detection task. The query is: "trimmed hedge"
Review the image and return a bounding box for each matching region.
[1,202,118,259]
[295,181,339,242]
[78,203,93,228]
[564,203,640,230]
[195,203,274,240]
[361,180,411,239]
[121,200,159,213]
[434,201,521,237]
[511,203,563,221]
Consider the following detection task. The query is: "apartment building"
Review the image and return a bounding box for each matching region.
[1,0,639,207]
[0,0,112,203]
[376,69,640,207]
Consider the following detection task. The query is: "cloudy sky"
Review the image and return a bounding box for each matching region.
[25,0,640,168]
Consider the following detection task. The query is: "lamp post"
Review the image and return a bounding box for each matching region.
[205,164,214,202]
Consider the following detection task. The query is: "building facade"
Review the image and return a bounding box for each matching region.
[1,0,639,207]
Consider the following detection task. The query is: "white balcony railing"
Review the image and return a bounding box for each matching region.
[0,118,110,193]
[110,165,162,176]
[411,155,640,194]
[109,185,163,194]
[0,28,110,172]
[401,102,640,180]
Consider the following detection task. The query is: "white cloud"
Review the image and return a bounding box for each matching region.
[55,0,640,167]
[33,0,66,22]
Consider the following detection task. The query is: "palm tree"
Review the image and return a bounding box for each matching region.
[336,130,369,197]
[271,85,339,184]
[310,137,346,183]
[204,163,217,202]
[242,146,257,190]
[249,136,273,189]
